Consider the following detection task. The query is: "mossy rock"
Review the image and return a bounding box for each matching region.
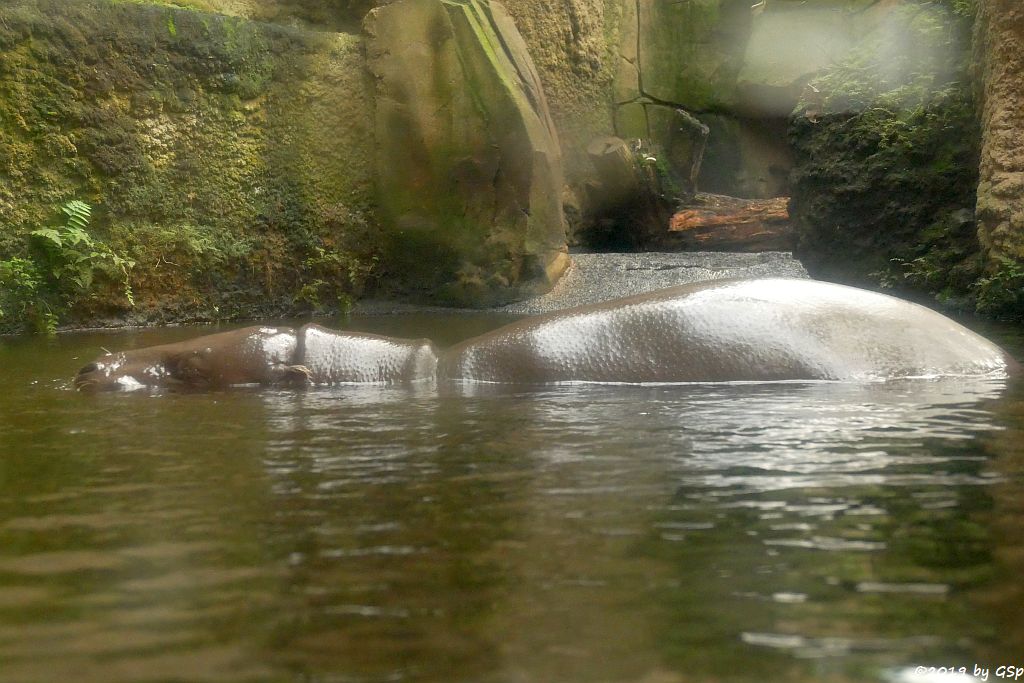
[364,0,567,307]
[0,0,378,329]
[787,1,981,308]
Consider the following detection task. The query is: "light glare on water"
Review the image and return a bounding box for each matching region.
[0,316,1022,682]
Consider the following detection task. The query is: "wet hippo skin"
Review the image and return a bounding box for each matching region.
[74,324,437,390]
[296,323,438,384]
[74,326,301,390]
[75,279,1018,390]
[439,278,1019,383]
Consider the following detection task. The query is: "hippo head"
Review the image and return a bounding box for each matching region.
[73,347,213,391]
[73,326,302,391]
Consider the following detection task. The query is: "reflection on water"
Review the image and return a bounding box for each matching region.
[0,318,1022,682]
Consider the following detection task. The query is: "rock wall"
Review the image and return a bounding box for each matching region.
[139,0,629,227]
[787,1,980,307]
[364,0,569,306]
[0,0,378,326]
[611,0,895,199]
[1,0,586,324]
[4,0,1017,325]
[973,0,1024,315]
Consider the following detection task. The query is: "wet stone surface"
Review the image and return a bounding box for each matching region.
[356,251,809,316]
[499,251,809,314]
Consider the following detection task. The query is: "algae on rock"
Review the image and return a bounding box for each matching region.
[788,1,981,307]
[137,0,631,227]
[364,0,568,306]
[973,0,1024,316]
[611,0,906,199]
[0,0,378,329]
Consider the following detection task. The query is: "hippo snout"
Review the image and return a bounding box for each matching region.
[78,362,100,375]
[73,356,139,391]
[73,361,107,390]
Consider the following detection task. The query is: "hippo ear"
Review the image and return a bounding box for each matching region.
[165,351,211,386]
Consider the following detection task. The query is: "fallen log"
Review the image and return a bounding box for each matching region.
[667,194,793,251]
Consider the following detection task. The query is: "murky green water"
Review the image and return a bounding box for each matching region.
[1,314,1023,683]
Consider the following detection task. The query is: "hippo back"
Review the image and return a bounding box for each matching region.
[298,324,438,384]
[438,278,1016,384]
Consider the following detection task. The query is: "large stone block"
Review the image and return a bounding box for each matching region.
[614,0,899,197]
[635,0,749,111]
[976,0,1024,264]
[630,0,882,116]
[365,0,568,306]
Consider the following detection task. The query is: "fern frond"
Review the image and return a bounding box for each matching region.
[61,200,92,228]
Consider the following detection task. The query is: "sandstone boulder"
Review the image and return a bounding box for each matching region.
[365,0,568,306]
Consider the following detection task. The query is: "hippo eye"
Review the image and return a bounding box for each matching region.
[78,362,100,375]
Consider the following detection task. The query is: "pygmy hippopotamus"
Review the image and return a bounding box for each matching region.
[74,278,1018,390]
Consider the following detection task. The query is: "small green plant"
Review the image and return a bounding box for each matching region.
[0,257,57,335]
[0,200,136,335]
[30,200,136,309]
[974,257,1024,318]
[890,255,944,289]
[295,245,376,315]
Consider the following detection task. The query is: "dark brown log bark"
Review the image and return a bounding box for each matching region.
[667,194,793,251]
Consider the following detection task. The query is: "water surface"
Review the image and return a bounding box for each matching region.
[1,315,1022,683]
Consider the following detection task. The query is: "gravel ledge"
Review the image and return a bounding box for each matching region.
[355,251,809,316]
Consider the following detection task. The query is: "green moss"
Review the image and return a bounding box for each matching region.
[0,0,378,332]
[125,0,375,33]
[638,0,746,111]
[973,257,1024,320]
[949,0,976,17]
[788,1,982,311]
[112,0,215,10]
